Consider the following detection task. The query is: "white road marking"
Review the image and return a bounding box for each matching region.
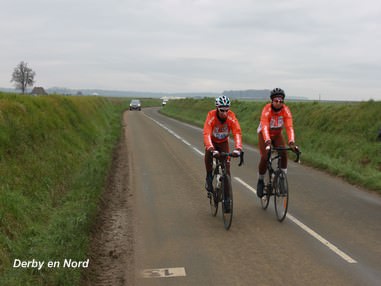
[234,177,257,195]
[286,214,357,263]
[193,146,204,156]
[145,113,358,264]
[234,177,357,264]
[141,267,186,278]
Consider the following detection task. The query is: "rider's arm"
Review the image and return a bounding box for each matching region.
[259,105,271,142]
[283,105,295,144]
[203,111,215,150]
[229,112,243,150]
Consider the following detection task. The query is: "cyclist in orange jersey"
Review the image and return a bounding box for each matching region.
[203,95,242,196]
[256,88,299,198]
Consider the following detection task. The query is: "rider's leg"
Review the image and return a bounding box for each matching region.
[257,133,267,198]
[204,147,214,193]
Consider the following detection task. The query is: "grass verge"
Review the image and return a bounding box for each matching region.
[160,98,381,192]
[0,93,137,285]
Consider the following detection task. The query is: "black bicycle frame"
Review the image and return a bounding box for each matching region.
[266,146,300,190]
[213,151,244,193]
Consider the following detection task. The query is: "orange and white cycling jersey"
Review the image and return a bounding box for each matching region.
[257,103,295,143]
[203,109,242,150]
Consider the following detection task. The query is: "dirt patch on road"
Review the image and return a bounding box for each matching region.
[82,113,135,286]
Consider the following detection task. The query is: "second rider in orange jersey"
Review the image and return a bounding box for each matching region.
[256,88,299,198]
[203,95,242,196]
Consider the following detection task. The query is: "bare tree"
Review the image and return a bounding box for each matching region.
[11,61,36,94]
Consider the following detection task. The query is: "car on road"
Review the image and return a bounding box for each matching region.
[129,99,141,111]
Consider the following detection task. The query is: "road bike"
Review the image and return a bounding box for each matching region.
[260,146,301,222]
[209,151,244,230]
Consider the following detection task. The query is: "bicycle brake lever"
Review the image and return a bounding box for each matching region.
[238,151,244,166]
[294,150,301,163]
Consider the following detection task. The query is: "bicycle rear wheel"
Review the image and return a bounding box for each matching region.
[274,171,289,222]
[221,175,233,230]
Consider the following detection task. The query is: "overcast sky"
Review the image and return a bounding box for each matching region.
[1,0,381,100]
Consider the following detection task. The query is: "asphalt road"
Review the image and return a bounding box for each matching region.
[126,107,381,286]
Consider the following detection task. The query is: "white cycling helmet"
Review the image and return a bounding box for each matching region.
[215,95,231,108]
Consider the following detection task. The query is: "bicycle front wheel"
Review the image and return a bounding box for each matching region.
[221,175,233,230]
[209,174,218,216]
[274,171,289,222]
[260,184,270,210]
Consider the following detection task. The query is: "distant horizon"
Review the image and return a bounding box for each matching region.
[2,86,379,102]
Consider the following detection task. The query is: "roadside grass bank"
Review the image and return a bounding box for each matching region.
[160,98,381,192]
[0,93,158,285]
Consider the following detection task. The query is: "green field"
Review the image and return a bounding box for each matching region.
[161,98,381,192]
[0,92,159,285]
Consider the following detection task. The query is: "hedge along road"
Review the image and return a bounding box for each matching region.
[125,107,381,286]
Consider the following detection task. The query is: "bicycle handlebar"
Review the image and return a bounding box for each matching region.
[213,151,245,166]
[267,146,301,163]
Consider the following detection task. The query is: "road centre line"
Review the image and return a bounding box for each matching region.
[146,114,358,264]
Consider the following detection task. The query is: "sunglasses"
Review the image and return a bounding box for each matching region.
[218,108,229,113]
[272,98,284,104]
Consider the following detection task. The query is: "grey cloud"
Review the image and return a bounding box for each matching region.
[1,0,381,100]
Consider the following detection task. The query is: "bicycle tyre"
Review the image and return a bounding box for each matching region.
[209,173,218,216]
[274,170,289,222]
[221,174,233,230]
